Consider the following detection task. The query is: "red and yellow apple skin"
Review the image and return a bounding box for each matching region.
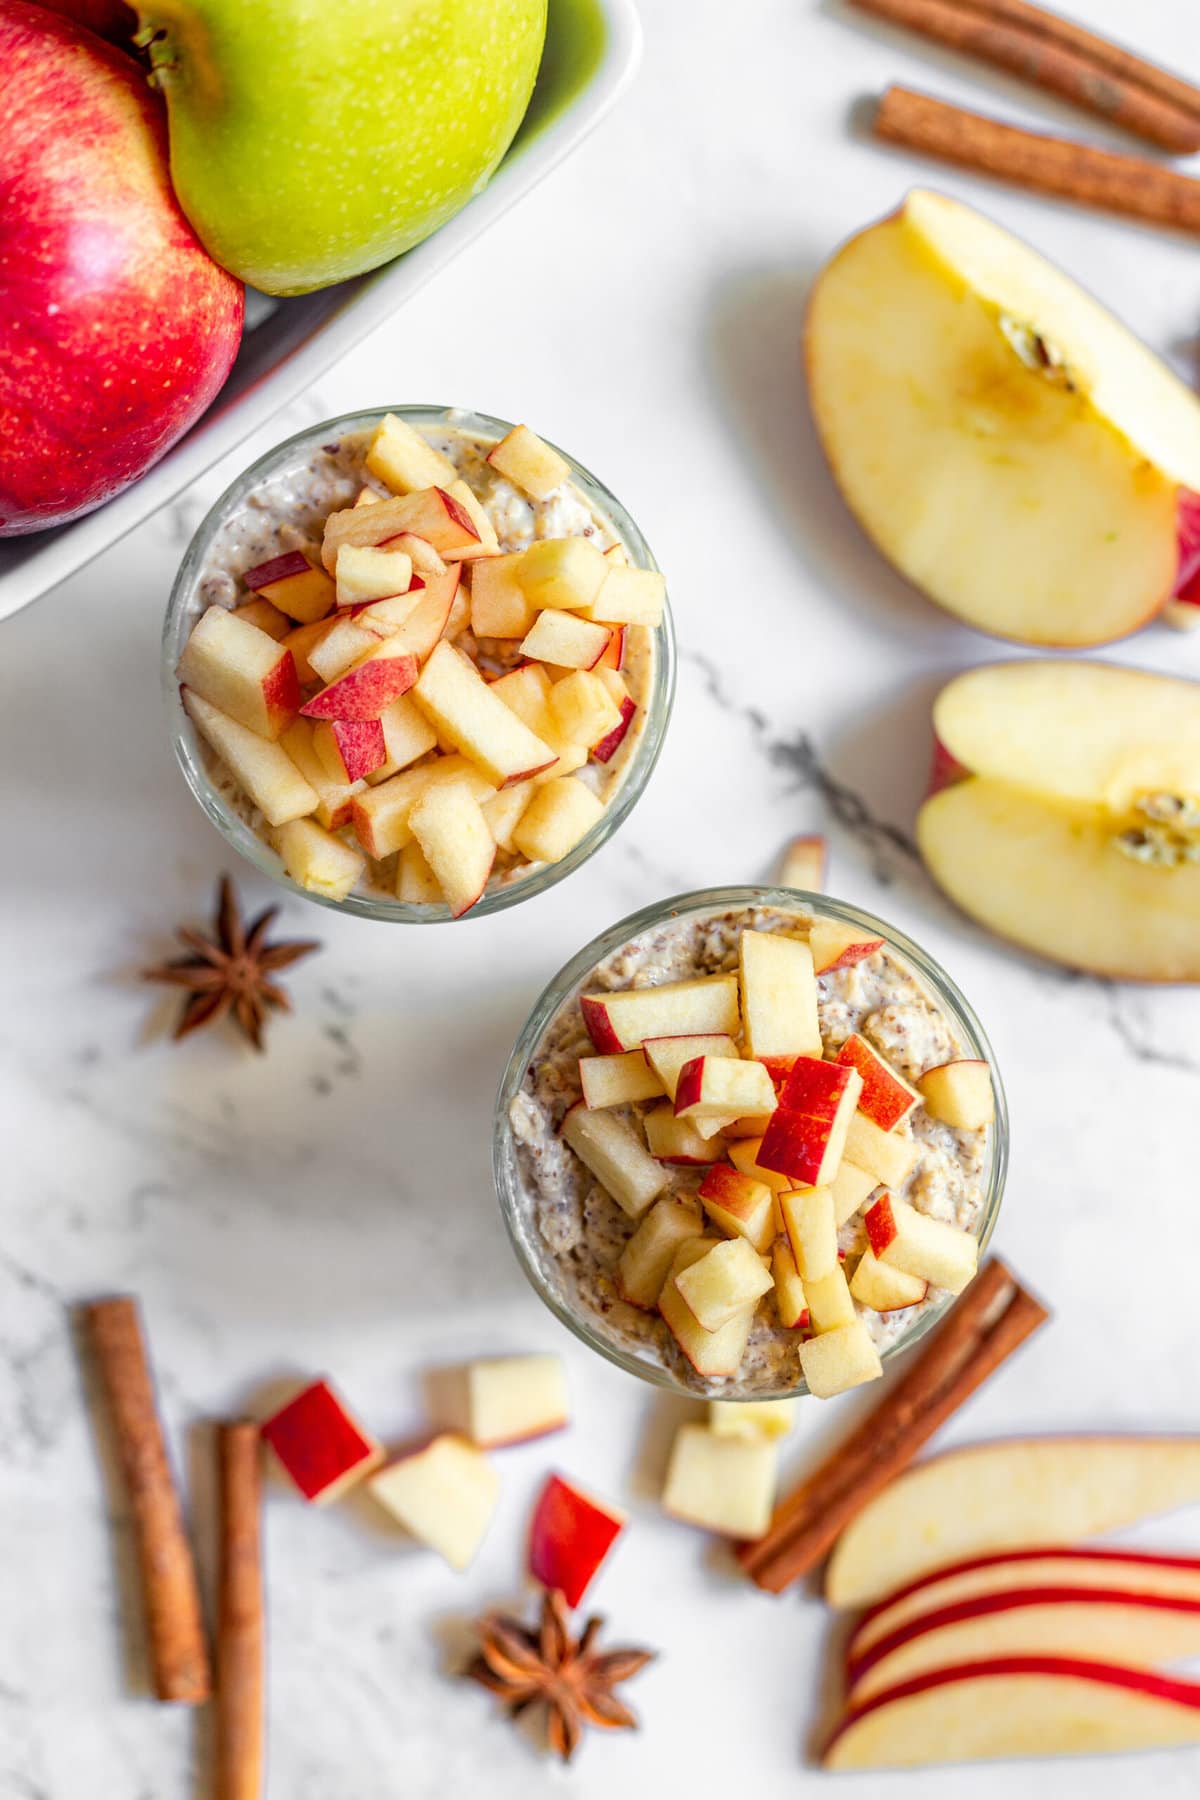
[0,1,243,534]
[528,1474,625,1609]
[260,1378,382,1503]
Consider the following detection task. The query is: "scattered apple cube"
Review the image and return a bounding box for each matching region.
[518,536,608,612]
[464,1354,568,1449]
[865,1193,978,1294]
[488,661,552,731]
[780,835,826,891]
[511,777,605,864]
[521,609,612,671]
[697,1165,776,1254]
[274,817,366,903]
[234,596,291,641]
[588,563,666,626]
[368,1434,499,1570]
[643,1032,739,1100]
[799,1320,883,1399]
[334,543,413,608]
[579,1051,665,1110]
[365,412,458,493]
[675,1056,777,1123]
[850,1248,928,1311]
[312,718,386,784]
[832,1158,878,1227]
[836,1034,921,1131]
[413,641,556,787]
[561,1102,668,1219]
[659,1239,758,1378]
[350,755,496,859]
[728,1136,790,1194]
[261,1378,382,1503]
[283,618,336,684]
[408,779,495,918]
[663,1422,777,1539]
[528,1472,625,1606]
[709,1398,799,1440]
[756,1058,863,1186]
[615,1198,705,1308]
[738,930,821,1059]
[643,1105,727,1166]
[809,920,885,975]
[918,1059,995,1130]
[487,423,570,501]
[177,604,302,740]
[581,975,740,1054]
[772,1239,809,1329]
[780,1184,838,1282]
[674,1236,774,1332]
[469,553,536,638]
[184,691,318,827]
[374,693,438,779]
[279,720,362,829]
[480,781,534,853]
[301,650,418,723]
[547,669,623,749]
[445,480,500,558]
[322,487,479,570]
[844,1111,919,1188]
[805,1263,857,1333]
[244,550,335,624]
[395,839,443,904]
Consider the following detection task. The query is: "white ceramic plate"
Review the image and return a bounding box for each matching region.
[0,0,641,625]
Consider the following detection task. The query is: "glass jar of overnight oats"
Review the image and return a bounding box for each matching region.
[494,888,1008,1401]
[162,406,675,922]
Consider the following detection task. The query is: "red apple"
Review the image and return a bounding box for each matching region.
[0,2,243,534]
[260,1378,383,1504]
[36,0,136,42]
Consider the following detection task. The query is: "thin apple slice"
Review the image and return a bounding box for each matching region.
[528,1473,625,1607]
[365,413,458,493]
[825,1438,1200,1609]
[560,1103,667,1219]
[177,604,301,740]
[407,779,495,918]
[662,1421,777,1539]
[486,424,569,501]
[183,691,317,827]
[580,975,740,1055]
[578,1051,666,1110]
[643,1105,727,1166]
[799,1319,883,1399]
[413,641,556,787]
[836,1034,920,1131]
[615,1198,705,1308]
[738,930,821,1059]
[865,1192,978,1293]
[273,818,365,903]
[658,1239,757,1378]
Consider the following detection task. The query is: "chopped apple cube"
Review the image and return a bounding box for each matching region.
[273,817,365,903]
[844,1111,919,1188]
[488,662,553,731]
[616,1198,705,1308]
[561,1102,667,1218]
[728,1137,791,1194]
[307,613,388,684]
[643,1105,727,1166]
[582,976,741,1055]
[799,1320,883,1399]
[354,569,462,672]
[521,610,612,670]
[659,1239,757,1378]
[279,720,362,829]
[312,718,386,784]
[528,1473,625,1607]
[757,1058,863,1187]
[849,1248,928,1311]
[738,930,821,1059]
[351,756,496,859]
[368,1434,499,1570]
[836,1033,921,1131]
[480,781,534,853]
[709,1398,799,1440]
[518,536,608,612]
[675,1056,777,1123]
[469,554,536,638]
[511,777,605,864]
[662,1422,777,1539]
[592,693,637,764]
[283,618,336,685]
[866,1193,978,1293]
[780,1185,838,1282]
[321,486,478,570]
[809,919,885,975]
[772,1239,809,1329]
[674,1236,774,1331]
[464,1354,568,1448]
[832,1159,878,1227]
[780,835,826,891]
[413,641,556,787]
[390,531,445,576]
[919,1059,995,1129]
[365,412,458,493]
[408,779,495,918]
[486,423,570,501]
[301,651,418,725]
[244,550,335,624]
[579,1051,665,1110]
[177,604,301,740]
[588,563,666,626]
[643,1032,740,1099]
[233,596,291,641]
[596,626,626,672]
[334,543,413,608]
[805,1263,857,1333]
[183,691,318,827]
[547,669,623,750]
[261,1378,382,1502]
[697,1165,776,1254]
[445,480,500,558]
[374,693,438,779]
[395,839,443,904]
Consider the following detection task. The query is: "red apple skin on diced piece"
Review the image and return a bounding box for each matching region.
[300,653,418,723]
[592,696,637,764]
[757,1058,863,1187]
[809,919,886,976]
[318,718,386,784]
[580,975,741,1055]
[177,604,302,740]
[528,1473,625,1609]
[697,1164,776,1254]
[260,1378,382,1503]
[674,1055,777,1122]
[836,1034,920,1131]
[245,550,336,624]
[918,1059,995,1130]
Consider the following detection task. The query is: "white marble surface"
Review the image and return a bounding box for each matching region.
[4,2,1200,1795]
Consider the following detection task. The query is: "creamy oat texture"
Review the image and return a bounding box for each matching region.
[182,413,657,902]
[506,905,990,1396]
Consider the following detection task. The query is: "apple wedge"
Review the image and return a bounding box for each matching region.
[825,1438,1200,1608]
[528,1473,625,1607]
[917,661,1200,979]
[407,779,495,918]
[560,1103,667,1219]
[809,919,885,975]
[580,975,740,1054]
[807,188,1200,646]
[615,1198,705,1308]
[823,1657,1200,1769]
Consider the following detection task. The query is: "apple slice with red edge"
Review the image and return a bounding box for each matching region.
[177,604,301,740]
[261,1378,383,1503]
[312,717,387,783]
[592,694,637,763]
[659,1239,757,1377]
[407,778,495,919]
[244,550,336,624]
[528,1473,625,1607]
[183,691,317,827]
[615,1197,705,1307]
[300,650,418,723]
[756,1057,863,1187]
[580,975,740,1055]
[865,1192,978,1293]
[836,1034,920,1130]
[674,1056,777,1123]
[809,918,885,975]
[697,1164,776,1253]
[643,1033,739,1100]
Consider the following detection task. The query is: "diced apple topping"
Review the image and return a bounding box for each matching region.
[547,670,623,749]
[274,817,366,903]
[918,1059,995,1129]
[659,1239,758,1377]
[643,1105,727,1166]
[334,543,413,607]
[414,641,556,787]
[738,930,821,1058]
[697,1165,776,1254]
[780,834,826,891]
[312,718,386,784]
[183,691,317,827]
[780,1184,838,1282]
[587,564,666,626]
[757,1057,863,1187]
[849,1249,928,1311]
[486,423,570,501]
[528,1474,625,1607]
[675,1056,777,1123]
[843,1111,919,1189]
[395,839,443,904]
[616,1198,705,1308]
[511,777,606,864]
[799,1320,883,1399]
[365,412,459,494]
[521,609,613,670]
[831,1158,878,1227]
[674,1237,774,1331]
[261,1378,383,1503]
[579,1051,665,1110]
[644,1032,740,1099]
[865,1192,979,1294]
[244,550,336,624]
[771,1239,809,1329]
[518,536,608,612]
[279,720,362,830]
[836,1033,920,1131]
[561,1102,668,1219]
[408,779,495,919]
[804,1263,857,1333]
[662,1421,777,1539]
[177,605,301,740]
[469,553,535,638]
[809,919,885,975]
[233,596,291,640]
[351,756,496,860]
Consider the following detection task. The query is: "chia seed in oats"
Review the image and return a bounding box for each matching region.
[507,905,993,1396]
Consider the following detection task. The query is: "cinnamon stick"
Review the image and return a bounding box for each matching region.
[850,0,1200,152]
[84,1297,212,1703]
[216,1422,265,1800]
[738,1258,1048,1593]
[874,85,1200,234]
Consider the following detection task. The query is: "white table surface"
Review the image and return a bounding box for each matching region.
[4,2,1200,1795]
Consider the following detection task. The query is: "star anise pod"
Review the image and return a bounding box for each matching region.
[143,875,320,1050]
[465,1588,655,1763]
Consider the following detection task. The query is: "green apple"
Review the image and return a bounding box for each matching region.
[136,0,547,294]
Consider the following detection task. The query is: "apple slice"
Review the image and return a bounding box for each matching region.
[919,660,1200,978]
[662,1421,777,1539]
[321,486,478,570]
[408,779,495,919]
[486,423,570,501]
[844,1112,918,1189]
[355,566,462,668]
[780,835,826,891]
[261,1378,382,1502]
[560,1102,667,1219]
[826,1438,1200,1609]
[183,691,318,827]
[351,756,496,860]
[396,840,443,904]
[658,1239,757,1378]
[244,550,336,624]
[511,777,606,864]
[757,1058,863,1187]
[738,930,821,1059]
[807,188,1200,647]
[279,720,363,829]
[300,651,418,723]
[312,718,386,784]
[528,1473,625,1607]
[517,536,607,611]
[177,604,301,740]
[674,1237,774,1331]
[547,670,623,750]
[464,1354,568,1449]
[805,1263,857,1333]
[697,1165,776,1254]
[780,1185,838,1282]
[578,1050,666,1110]
[675,1056,777,1124]
[850,1249,928,1312]
[368,1435,499,1570]
[771,1239,809,1329]
[643,1033,739,1100]
[809,919,885,975]
[520,609,612,670]
[918,1059,995,1129]
[469,553,536,638]
[865,1193,978,1294]
[445,480,500,559]
[365,413,458,493]
[709,1398,799,1440]
[643,1105,727,1166]
[373,694,438,780]
[615,1198,705,1308]
[586,564,666,626]
[274,818,365,903]
[307,612,393,684]
[836,1035,920,1131]
[334,543,413,608]
[413,641,556,787]
[580,975,740,1055]
[799,1319,883,1399]
[233,596,290,641]
[832,1159,878,1227]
